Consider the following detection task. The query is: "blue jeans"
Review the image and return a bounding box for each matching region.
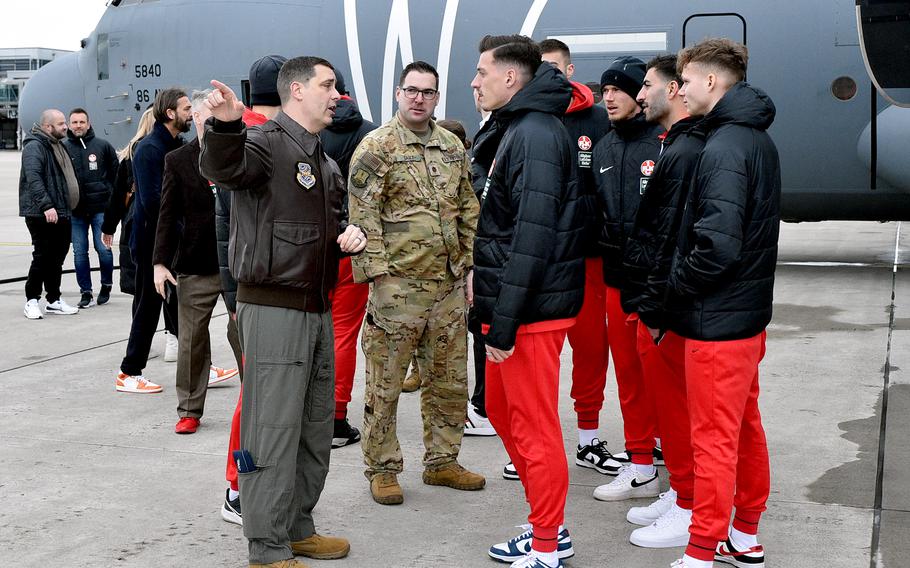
[71,212,114,294]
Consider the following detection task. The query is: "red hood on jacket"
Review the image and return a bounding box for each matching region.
[566,81,594,114]
[242,107,269,127]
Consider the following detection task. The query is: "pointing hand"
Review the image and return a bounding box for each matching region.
[206,80,245,122]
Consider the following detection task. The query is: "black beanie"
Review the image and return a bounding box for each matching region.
[334,69,348,96]
[599,56,646,101]
[249,55,287,106]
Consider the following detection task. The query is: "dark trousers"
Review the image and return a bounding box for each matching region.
[470,330,487,415]
[25,216,71,303]
[237,302,334,564]
[120,245,178,376]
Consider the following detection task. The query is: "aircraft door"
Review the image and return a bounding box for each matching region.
[95,31,135,137]
[682,13,746,48]
[856,1,910,106]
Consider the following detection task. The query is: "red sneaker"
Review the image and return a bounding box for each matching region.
[175,417,200,434]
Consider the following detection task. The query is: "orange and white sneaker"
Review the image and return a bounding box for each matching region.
[116,372,163,394]
[208,366,239,386]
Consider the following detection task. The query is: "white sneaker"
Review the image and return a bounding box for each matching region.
[164,331,178,362]
[24,299,43,319]
[465,404,496,436]
[593,465,659,501]
[115,372,163,394]
[630,504,692,548]
[627,489,677,525]
[44,299,79,315]
[208,366,239,386]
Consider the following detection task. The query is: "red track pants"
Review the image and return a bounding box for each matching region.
[636,324,693,508]
[605,287,655,464]
[684,331,770,562]
[485,320,573,553]
[567,257,609,429]
[226,387,242,491]
[331,257,369,420]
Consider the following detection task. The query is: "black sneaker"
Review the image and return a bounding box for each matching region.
[603,445,664,475]
[502,461,519,480]
[575,438,615,475]
[77,292,95,309]
[715,538,765,567]
[332,418,361,448]
[97,284,112,305]
[221,488,241,526]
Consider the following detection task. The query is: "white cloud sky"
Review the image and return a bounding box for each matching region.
[3,1,109,51]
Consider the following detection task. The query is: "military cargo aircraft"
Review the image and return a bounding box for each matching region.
[16,0,910,221]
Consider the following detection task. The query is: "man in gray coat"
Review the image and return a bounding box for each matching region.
[19,109,80,319]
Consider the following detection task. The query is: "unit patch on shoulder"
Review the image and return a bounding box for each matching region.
[351,167,370,188]
[296,162,316,190]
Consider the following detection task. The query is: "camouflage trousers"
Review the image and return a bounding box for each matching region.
[361,274,468,478]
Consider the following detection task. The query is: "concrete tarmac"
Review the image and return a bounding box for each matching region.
[0,149,907,567]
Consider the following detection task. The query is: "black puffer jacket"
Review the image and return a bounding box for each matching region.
[64,127,118,217]
[592,112,663,289]
[621,116,706,329]
[563,82,611,256]
[18,129,72,218]
[667,82,781,341]
[321,97,377,180]
[472,64,586,350]
[103,156,137,294]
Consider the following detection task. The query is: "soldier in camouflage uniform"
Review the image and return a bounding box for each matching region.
[348,61,484,505]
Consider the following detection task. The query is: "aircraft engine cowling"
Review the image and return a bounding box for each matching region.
[858,105,910,192]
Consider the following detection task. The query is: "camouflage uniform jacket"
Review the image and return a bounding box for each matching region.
[348,114,479,283]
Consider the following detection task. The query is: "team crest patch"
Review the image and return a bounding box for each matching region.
[641,160,655,176]
[578,136,592,151]
[296,162,316,190]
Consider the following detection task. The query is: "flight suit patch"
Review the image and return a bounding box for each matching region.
[351,167,370,188]
[296,162,316,190]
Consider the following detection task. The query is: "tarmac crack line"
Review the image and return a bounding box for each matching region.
[869,220,900,568]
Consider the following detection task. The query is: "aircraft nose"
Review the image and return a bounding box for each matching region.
[18,53,85,130]
[857,105,910,192]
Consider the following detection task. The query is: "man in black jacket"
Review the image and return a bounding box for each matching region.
[19,109,81,319]
[540,38,615,475]
[590,57,665,503]
[201,56,364,567]
[115,88,190,395]
[64,108,118,308]
[621,54,706,550]
[669,39,779,568]
[153,90,241,435]
[471,35,584,568]
[321,69,376,448]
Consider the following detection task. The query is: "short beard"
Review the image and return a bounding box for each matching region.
[175,117,191,133]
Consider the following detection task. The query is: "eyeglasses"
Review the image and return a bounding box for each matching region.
[401,87,439,100]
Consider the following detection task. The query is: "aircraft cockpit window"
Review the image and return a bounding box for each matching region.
[97,33,109,81]
[832,76,858,101]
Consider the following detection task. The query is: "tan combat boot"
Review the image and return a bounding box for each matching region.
[249,559,310,568]
[291,534,351,559]
[423,462,486,491]
[370,472,404,505]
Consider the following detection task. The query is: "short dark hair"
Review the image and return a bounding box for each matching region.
[478,34,541,81]
[437,119,470,149]
[647,54,682,86]
[153,88,188,124]
[399,61,439,89]
[677,38,748,83]
[539,38,571,60]
[69,107,89,120]
[277,56,335,104]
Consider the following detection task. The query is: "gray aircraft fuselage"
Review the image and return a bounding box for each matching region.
[17,0,910,221]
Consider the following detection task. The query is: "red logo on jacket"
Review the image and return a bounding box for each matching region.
[578,136,592,151]
[641,160,655,176]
